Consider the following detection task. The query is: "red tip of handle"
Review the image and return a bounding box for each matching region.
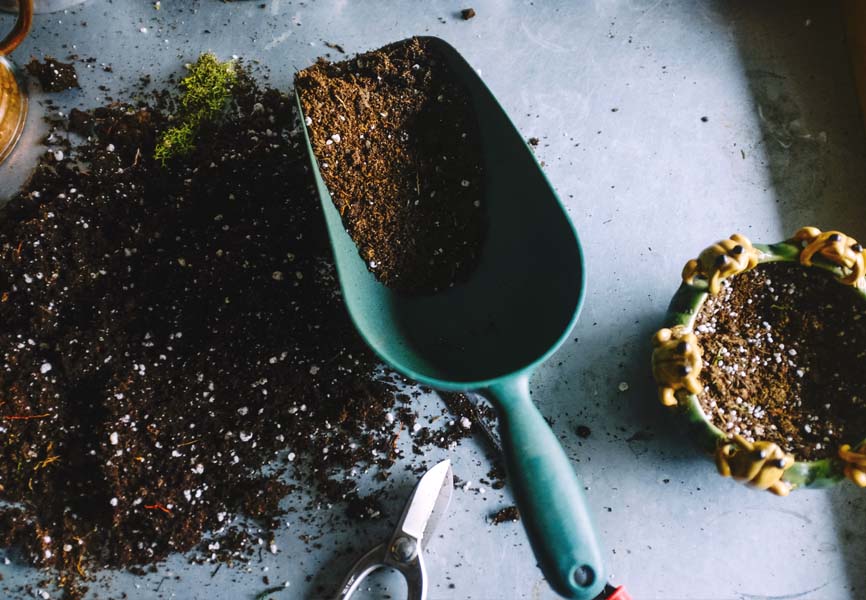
[606,586,632,600]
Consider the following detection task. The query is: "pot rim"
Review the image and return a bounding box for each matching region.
[662,236,866,490]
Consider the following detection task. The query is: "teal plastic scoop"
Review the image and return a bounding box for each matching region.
[295,36,604,600]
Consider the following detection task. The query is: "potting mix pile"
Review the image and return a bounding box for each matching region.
[25,58,81,94]
[695,261,866,461]
[295,37,485,294]
[0,56,496,598]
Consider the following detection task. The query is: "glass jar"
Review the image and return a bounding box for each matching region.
[0,0,85,13]
[0,0,31,165]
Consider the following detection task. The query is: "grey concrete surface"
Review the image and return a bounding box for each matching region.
[1,1,865,599]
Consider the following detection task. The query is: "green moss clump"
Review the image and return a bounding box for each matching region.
[154,53,237,164]
[154,120,197,163]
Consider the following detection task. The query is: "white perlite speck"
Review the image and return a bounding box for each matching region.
[618,381,629,392]
[110,497,118,507]
[460,416,472,429]
[239,432,253,442]
[109,432,119,445]
[40,362,53,374]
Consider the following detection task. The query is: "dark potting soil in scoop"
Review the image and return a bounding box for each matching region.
[0,61,496,598]
[694,261,866,461]
[295,37,485,294]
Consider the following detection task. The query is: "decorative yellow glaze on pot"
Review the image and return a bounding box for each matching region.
[651,325,703,407]
[839,442,866,487]
[792,227,866,287]
[715,435,795,496]
[681,233,760,295]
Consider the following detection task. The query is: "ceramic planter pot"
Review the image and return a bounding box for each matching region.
[652,227,866,495]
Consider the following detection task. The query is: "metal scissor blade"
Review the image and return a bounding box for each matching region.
[419,462,453,549]
[397,459,453,543]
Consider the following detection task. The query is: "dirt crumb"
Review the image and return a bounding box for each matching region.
[489,506,519,525]
[575,424,591,438]
[26,56,80,92]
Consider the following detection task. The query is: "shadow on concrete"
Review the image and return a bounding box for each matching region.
[718,2,866,598]
[720,1,866,239]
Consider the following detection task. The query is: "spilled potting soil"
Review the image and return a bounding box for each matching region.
[0,57,496,598]
[25,57,81,93]
[295,37,485,294]
[695,262,866,461]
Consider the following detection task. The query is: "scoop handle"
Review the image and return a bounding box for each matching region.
[485,375,604,600]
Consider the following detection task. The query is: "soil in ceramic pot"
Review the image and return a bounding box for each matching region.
[295,37,485,294]
[695,261,866,461]
[0,60,496,599]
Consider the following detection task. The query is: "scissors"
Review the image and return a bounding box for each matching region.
[335,459,453,600]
